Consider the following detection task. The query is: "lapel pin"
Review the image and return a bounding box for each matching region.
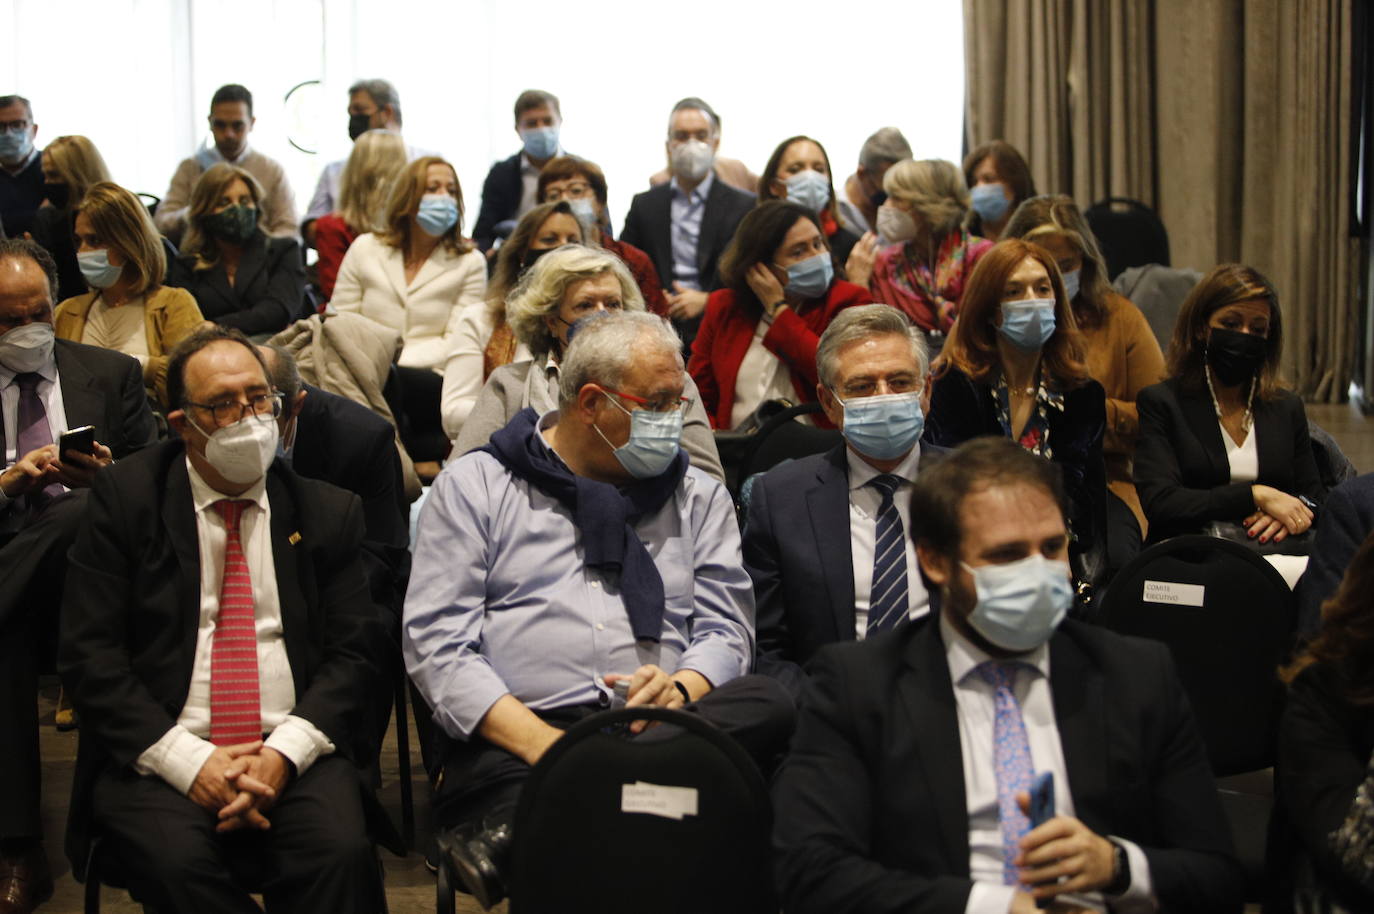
[289,531,302,545]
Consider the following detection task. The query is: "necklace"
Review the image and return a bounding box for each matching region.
[1205,366,1254,433]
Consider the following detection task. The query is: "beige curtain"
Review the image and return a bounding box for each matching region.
[968,0,1357,402]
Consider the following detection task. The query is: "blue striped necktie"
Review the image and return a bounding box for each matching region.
[867,473,908,635]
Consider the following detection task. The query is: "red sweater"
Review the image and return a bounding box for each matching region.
[688,280,870,429]
[315,212,359,301]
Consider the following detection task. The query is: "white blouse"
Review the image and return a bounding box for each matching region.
[1220,418,1258,482]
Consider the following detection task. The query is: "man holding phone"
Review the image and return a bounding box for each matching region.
[772,437,1244,914]
[0,238,156,913]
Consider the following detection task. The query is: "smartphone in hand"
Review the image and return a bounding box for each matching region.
[1027,771,1055,907]
[58,425,96,458]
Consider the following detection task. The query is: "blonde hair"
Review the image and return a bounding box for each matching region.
[883,158,969,241]
[377,156,473,255]
[77,182,166,296]
[43,136,112,212]
[182,163,265,270]
[336,129,407,232]
[506,245,644,358]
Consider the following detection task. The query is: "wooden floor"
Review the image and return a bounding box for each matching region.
[31,401,1374,913]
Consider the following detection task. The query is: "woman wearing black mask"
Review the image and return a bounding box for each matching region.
[167,163,306,337]
[1134,264,1324,557]
[439,200,585,439]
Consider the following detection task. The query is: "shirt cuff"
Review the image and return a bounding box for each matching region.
[133,725,216,796]
[1105,837,1157,913]
[676,644,747,694]
[263,714,336,776]
[965,881,1017,914]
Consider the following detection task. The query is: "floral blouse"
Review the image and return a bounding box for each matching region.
[992,373,1066,458]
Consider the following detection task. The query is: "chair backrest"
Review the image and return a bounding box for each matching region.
[510,707,774,914]
[1308,420,1357,491]
[738,403,841,489]
[1084,197,1171,280]
[1112,263,1202,351]
[1096,535,1296,776]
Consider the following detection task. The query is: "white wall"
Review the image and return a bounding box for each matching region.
[2,0,965,235]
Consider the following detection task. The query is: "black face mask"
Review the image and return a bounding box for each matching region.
[870,189,888,208]
[1207,327,1267,386]
[43,182,70,209]
[521,246,552,273]
[348,113,371,142]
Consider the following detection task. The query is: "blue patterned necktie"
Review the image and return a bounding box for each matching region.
[866,473,908,635]
[975,660,1035,885]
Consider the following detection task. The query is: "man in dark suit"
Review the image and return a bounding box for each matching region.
[619,97,754,350]
[772,436,1244,914]
[745,305,939,700]
[472,89,566,253]
[0,238,156,914]
[1296,472,1374,634]
[58,326,388,913]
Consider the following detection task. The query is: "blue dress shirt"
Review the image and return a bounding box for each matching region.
[669,171,715,290]
[403,412,755,741]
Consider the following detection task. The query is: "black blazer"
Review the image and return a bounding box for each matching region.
[166,231,306,336]
[1278,664,1374,909]
[291,383,410,621]
[58,441,390,874]
[743,442,945,699]
[771,616,1245,914]
[620,177,755,294]
[43,339,157,460]
[31,205,85,302]
[1134,377,1324,541]
[923,367,1107,553]
[472,152,522,252]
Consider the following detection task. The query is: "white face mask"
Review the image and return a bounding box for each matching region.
[876,205,918,245]
[0,321,55,374]
[671,140,714,183]
[189,414,279,484]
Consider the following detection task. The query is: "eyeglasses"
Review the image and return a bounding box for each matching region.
[600,386,691,414]
[545,182,591,201]
[185,392,283,426]
[835,376,922,399]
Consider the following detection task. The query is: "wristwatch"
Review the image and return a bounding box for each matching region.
[672,680,691,704]
[1298,494,1318,516]
[1103,839,1131,895]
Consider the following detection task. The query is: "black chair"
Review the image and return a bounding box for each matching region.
[436,706,774,914]
[1096,535,1296,901]
[1083,197,1170,280]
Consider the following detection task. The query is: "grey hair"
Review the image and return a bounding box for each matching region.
[858,127,912,171]
[816,304,929,390]
[259,343,303,402]
[558,312,684,407]
[349,78,402,125]
[667,97,720,139]
[883,159,969,239]
[0,95,33,121]
[505,244,645,358]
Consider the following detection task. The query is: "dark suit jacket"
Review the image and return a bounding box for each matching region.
[1279,664,1374,909]
[923,367,1107,554]
[472,152,522,252]
[58,441,390,875]
[772,616,1245,914]
[31,205,85,302]
[620,178,755,294]
[743,442,945,699]
[37,339,158,463]
[1295,473,1374,634]
[292,383,410,622]
[1134,377,1325,542]
[166,231,306,336]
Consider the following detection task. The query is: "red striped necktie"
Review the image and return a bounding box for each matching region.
[209,498,262,745]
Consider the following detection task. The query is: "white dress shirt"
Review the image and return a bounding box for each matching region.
[847,445,929,636]
[0,357,68,467]
[940,613,1156,914]
[670,171,715,289]
[519,148,561,218]
[133,458,334,795]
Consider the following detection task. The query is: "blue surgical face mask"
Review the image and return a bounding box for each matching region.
[0,127,34,164]
[520,125,560,160]
[780,252,834,300]
[783,170,831,214]
[77,249,123,289]
[595,396,684,479]
[962,553,1072,652]
[567,197,598,228]
[838,391,924,461]
[997,298,1056,351]
[970,182,1011,225]
[416,194,458,237]
[1060,268,1081,302]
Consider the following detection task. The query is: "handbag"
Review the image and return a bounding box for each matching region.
[1205,520,1311,556]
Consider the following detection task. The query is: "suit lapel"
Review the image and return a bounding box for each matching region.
[233,234,269,299]
[267,469,310,696]
[382,243,409,302]
[1252,396,1283,481]
[54,341,106,434]
[896,621,970,873]
[695,181,726,280]
[409,245,450,295]
[1178,383,1231,484]
[1048,631,1110,831]
[650,186,673,287]
[161,458,204,677]
[807,447,856,641]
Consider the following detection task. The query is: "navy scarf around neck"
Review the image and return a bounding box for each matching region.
[480,408,688,642]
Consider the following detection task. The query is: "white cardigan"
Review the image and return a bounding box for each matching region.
[331,232,486,372]
[440,299,533,441]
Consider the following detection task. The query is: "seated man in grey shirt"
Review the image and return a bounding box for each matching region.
[404,310,793,910]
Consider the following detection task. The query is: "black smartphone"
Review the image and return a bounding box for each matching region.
[58,425,96,457]
[1028,771,1055,907]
